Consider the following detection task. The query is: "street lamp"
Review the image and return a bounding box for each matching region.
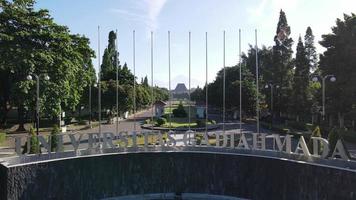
[89,82,97,127]
[27,73,50,135]
[311,74,336,120]
[265,83,279,127]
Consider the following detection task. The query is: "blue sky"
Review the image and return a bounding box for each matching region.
[36,0,356,89]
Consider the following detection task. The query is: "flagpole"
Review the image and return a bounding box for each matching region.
[239,29,242,133]
[115,29,119,135]
[188,31,191,131]
[168,31,172,129]
[255,29,260,134]
[133,30,136,131]
[205,32,208,134]
[98,26,101,135]
[223,31,226,133]
[151,31,154,130]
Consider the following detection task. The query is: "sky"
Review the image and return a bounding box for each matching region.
[35,0,356,89]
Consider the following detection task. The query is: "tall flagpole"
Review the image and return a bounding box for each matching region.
[205,32,208,134]
[98,26,101,135]
[133,30,136,131]
[151,31,154,130]
[255,29,260,134]
[115,29,119,135]
[239,29,242,133]
[168,31,172,129]
[223,31,226,133]
[188,31,191,130]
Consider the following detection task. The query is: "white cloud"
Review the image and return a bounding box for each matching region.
[110,0,167,31]
[144,0,167,31]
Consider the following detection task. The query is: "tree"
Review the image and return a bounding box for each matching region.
[0,0,95,130]
[290,36,311,121]
[101,31,119,81]
[319,13,356,128]
[304,27,318,71]
[207,64,257,116]
[142,76,149,87]
[50,124,61,152]
[191,86,204,102]
[271,10,294,117]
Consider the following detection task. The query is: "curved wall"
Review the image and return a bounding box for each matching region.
[1,150,356,200]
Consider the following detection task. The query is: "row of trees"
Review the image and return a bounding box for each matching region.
[0,0,168,130]
[92,30,168,118]
[192,10,356,129]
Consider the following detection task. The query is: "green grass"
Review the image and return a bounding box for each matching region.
[162,117,213,128]
[0,132,6,145]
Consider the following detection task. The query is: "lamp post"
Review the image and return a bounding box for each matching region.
[89,83,97,127]
[265,83,279,127]
[311,75,336,120]
[27,74,50,135]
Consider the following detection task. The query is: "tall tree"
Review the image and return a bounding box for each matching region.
[271,10,294,117]
[319,13,356,127]
[101,31,119,81]
[0,0,95,129]
[304,27,318,71]
[290,36,311,121]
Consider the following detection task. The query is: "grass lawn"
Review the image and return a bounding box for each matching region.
[161,117,213,128]
[0,132,6,146]
[117,133,168,147]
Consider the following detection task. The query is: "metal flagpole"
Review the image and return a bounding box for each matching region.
[205,32,208,134]
[151,31,154,130]
[239,29,242,133]
[188,32,191,130]
[223,31,226,133]
[133,30,136,131]
[255,29,260,134]
[168,31,172,129]
[98,26,101,135]
[115,29,119,135]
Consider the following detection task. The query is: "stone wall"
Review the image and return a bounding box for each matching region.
[1,151,356,200]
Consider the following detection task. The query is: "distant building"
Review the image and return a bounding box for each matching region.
[172,83,189,99]
[173,83,188,94]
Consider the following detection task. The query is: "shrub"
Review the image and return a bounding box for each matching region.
[50,125,62,152]
[172,102,187,118]
[308,126,322,154]
[328,127,339,155]
[210,120,216,124]
[286,120,307,131]
[144,119,151,124]
[23,127,40,154]
[196,119,206,127]
[0,132,5,145]
[156,117,167,126]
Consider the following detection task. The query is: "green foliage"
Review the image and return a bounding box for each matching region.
[307,126,322,154]
[270,10,294,115]
[304,27,318,70]
[22,127,40,154]
[50,125,61,152]
[328,127,340,153]
[319,13,356,127]
[172,102,187,118]
[0,0,95,128]
[0,132,5,145]
[196,119,206,127]
[156,117,167,126]
[207,63,257,116]
[290,37,312,119]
